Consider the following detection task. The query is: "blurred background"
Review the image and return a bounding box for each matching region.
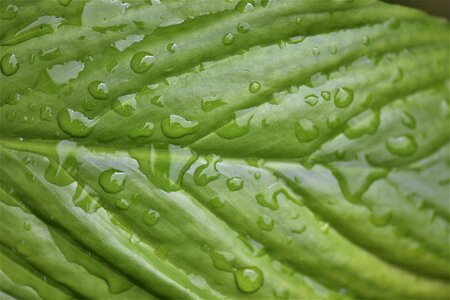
[386,0,449,19]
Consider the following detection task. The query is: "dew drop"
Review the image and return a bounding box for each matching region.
[161,115,199,138]
[210,196,225,208]
[334,87,353,108]
[304,94,319,107]
[237,21,250,33]
[295,17,302,25]
[234,267,264,293]
[286,35,305,44]
[222,33,235,45]
[38,106,52,121]
[226,177,244,191]
[295,119,319,142]
[88,80,109,100]
[38,47,60,60]
[115,198,130,210]
[370,210,392,227]
[166,43,177,53]
[344,110,380,139]
[330,43,338,55]
[274,287,290,300]
[1,53,19,76]
[57,108,97,137]
[99,169,126,194]
[321,91,331,101]
[312,47,320,56]
[58,0,72,6]
[249,81,261,93]
[362,35,370,46]
[112,94,137,117]
[23,222,32,231]
[142,209,160,226]
[257,214,274,231]
[201,96,226,112]
[235,0,255,13]
[16,241,32,257]
[130,51,155,74]
[193,155,221,186]
[255,193,279,210]
[128,122,155,139]
[386,135,417,157]
[327,114,342,129]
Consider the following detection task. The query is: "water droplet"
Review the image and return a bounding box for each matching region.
[1,53,19,76]
[222,33,235,45]
[234,267,264,293]
[216,108,255,139]
[193,155,221,186]
[226,177,244,191]
[292,224,307,234]
[304,94,319,107]
[23,222,32,231]
[166,43,177,53]
[312,47,320,56]
[38,47,60,60]
[295,119,319,142]
[362,35,370,46]
[130,51,155,74]
[58,0,72,6]
[386,135,417,157]
[321,91,331,101]
[115,198,130,210]
[201,96,226,112]
[249,81,261,93]
[255,193,279,210]
[237,21,250,33]
[370,210,392,227]
[161,115,199,138]
[295,17,302,25]
[99,169,126,194]
[257,214,274,231]
[210,196,225,208]
[334,87,353,108]
[142,209,160,226]
[57,108,97,137]
[344,110,380,139]
[130,234,140,245]
[149,95,164,107]
[128,122,155,139]
[16,241,32,257]
[88,80,109,100]
[286,35,305,44]
[112,93,137,117]
[203,245,235,271]
[261,0,269,7]
[39,106,53,121]
[235,0,255,13]
[330,43,338,54]
[0,4,18,20]
[401,111,416,129]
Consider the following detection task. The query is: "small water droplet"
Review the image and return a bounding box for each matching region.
[370,210,392,227]
[222,33,235,45]
[312,47,320,56]
[330,43,338,55]
[128,122,155,139]
[142,209,160,226]
[6,111,16,122]
[237,21,250,33]
[210,196,225,208]
[161,115,199,138]
[226,177,244,191]
[321,91,331,101]
[304,94,319,107]
[99,169,126,194]
[234,267,264,293]
[344,110,380,139]
[39,47,60,60]
[16,241,32,257]
[249,81,261,93]
[88,80,109,100]
[112,94,137,117]
[286,35,305,44]
[166,43,177,53]
[386,135,417,157]
[130,51,155,74]
[235,0,255,13]
[115,198,130,210]
[58,0,72,6]
[255,193,279,210]
[23,222,32,231]
[130,234,140,245]
[295,17,302,25]
[401,111,416,129]
[0,4,18,20]
[57,108,97,137]
[39,106,53,121]
[257,214,274,231]
[334,87,353,108]
[201,96,226,112]
[295,119,319,142]
[362,35,370,46]
[1,53,19,76]
[193,155,221,186]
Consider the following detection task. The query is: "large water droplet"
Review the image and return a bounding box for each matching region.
[142,209,160,226]
[295,119,319,142]
[57,108,97,137]
[386,135,417,157]
[193,155,221,186]
[334,87,353,108]
[130,51,155,74]
[257,214,274,231]
[88,80,109,100]
[99,169,126,194]
[112,93,137,116]
[234,267,264,293]
[128,122,155,139]
[249,81,261,93]
[161,115,199,138]
[226,177,244,191]
[222,33,235,45]
[1,53,19,76]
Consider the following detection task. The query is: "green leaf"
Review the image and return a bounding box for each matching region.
[0,0,449,299]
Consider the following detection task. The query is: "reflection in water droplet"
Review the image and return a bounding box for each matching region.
[115,198,130,210]
[112,94,137,116]
[88,81,109,100]
[57,108,97,137]
[161,115,199,138]
[234,266,264,293]
[237,21,250,33]
[257,214,274,231]
[193,155,221,186]
[226,177,244,191]
[295,119,319,142]
[386,135,417,157]
[142,209,160,226]
[222,33,235,45]
[130,51,155,74]
[249,81,261,93]
[128,122,155,139]
[99,169,126,194]
[334,87,353,108]
[1,53,19,76]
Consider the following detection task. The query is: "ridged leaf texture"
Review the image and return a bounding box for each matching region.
[0,0,449,299]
